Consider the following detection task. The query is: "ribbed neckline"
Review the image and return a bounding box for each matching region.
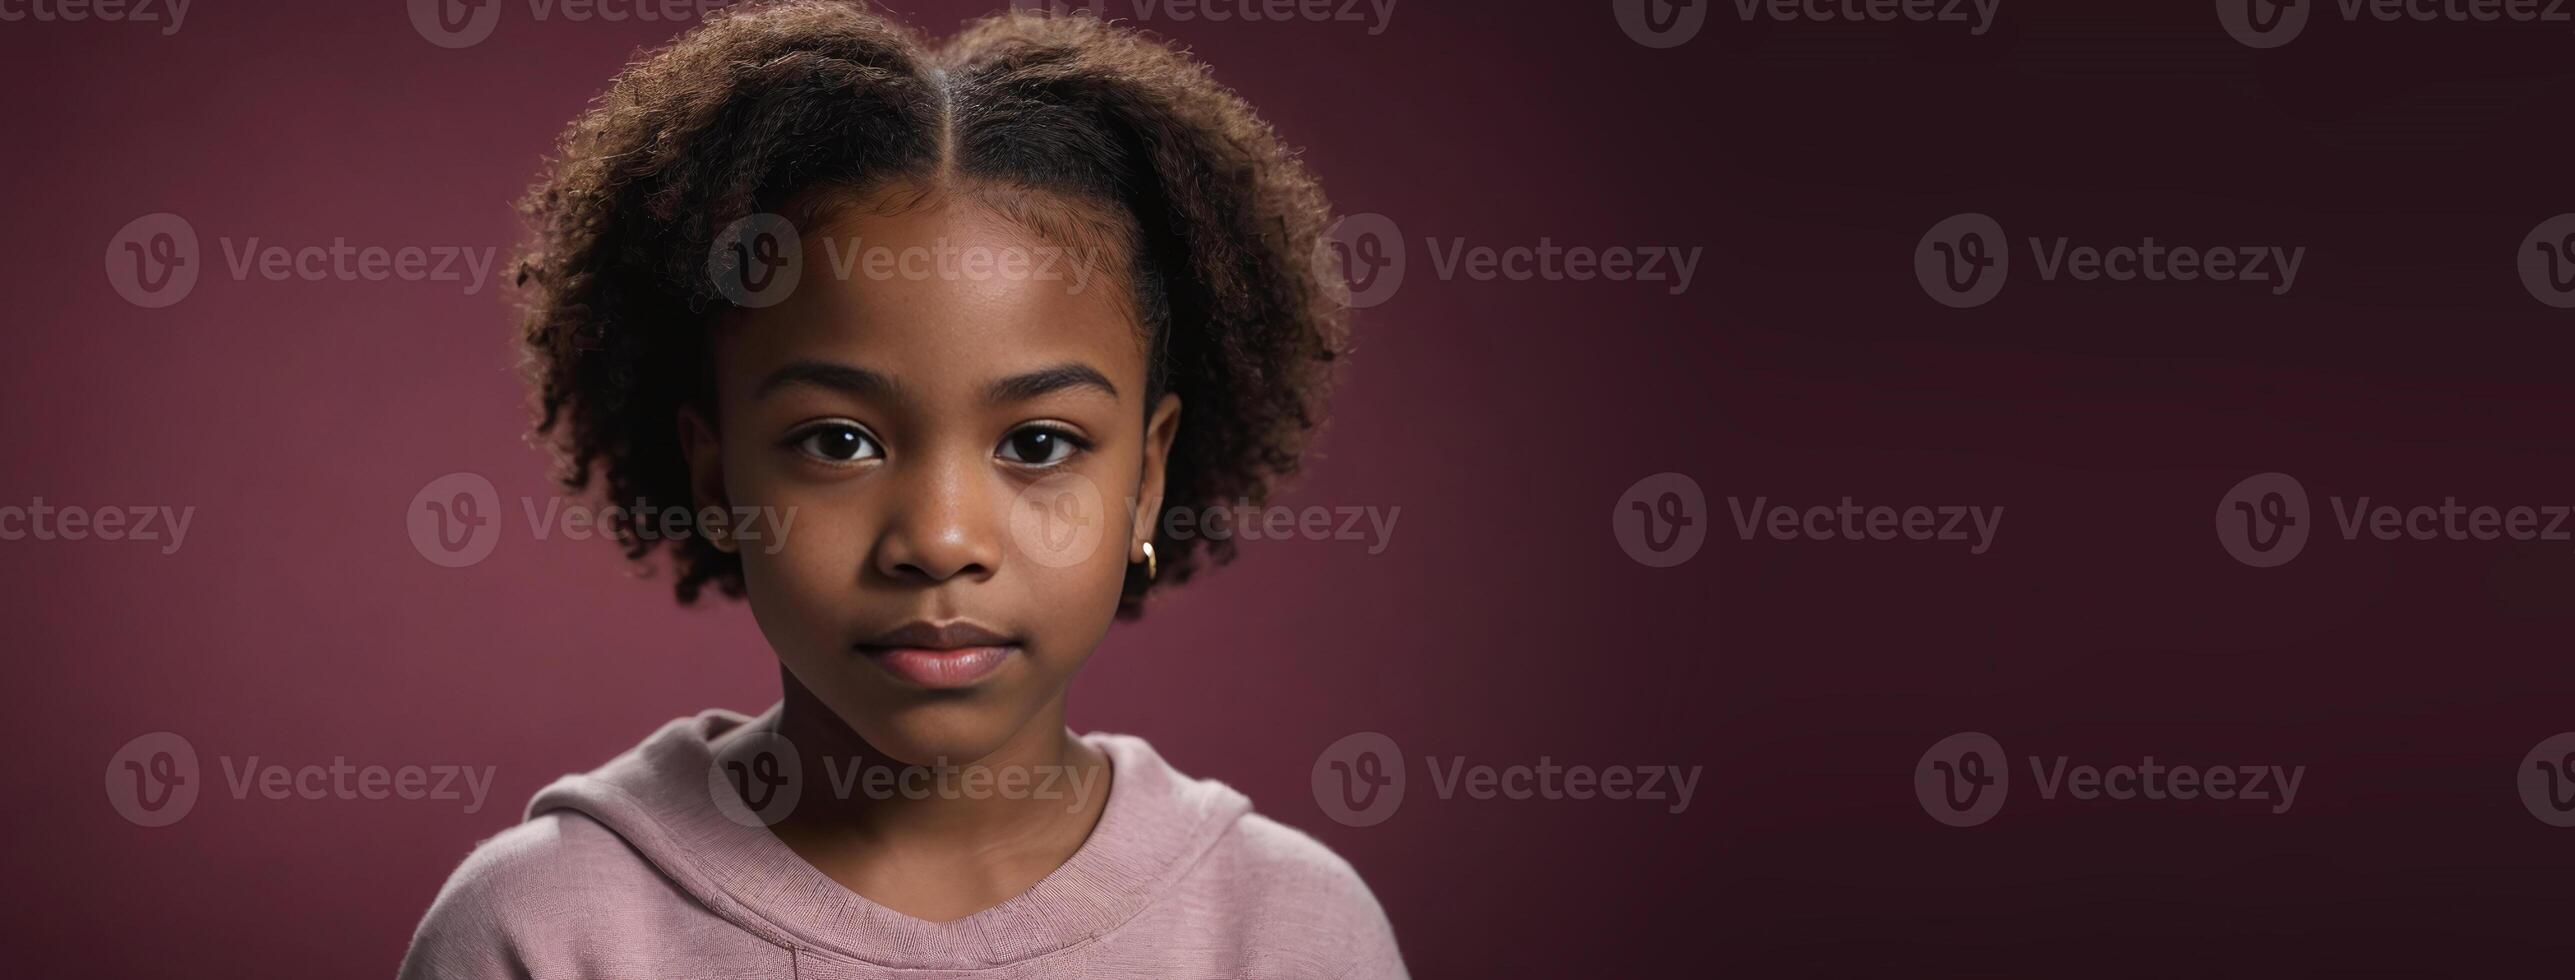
[526,706,1250,971]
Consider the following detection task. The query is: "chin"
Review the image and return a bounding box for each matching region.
[835,683,1045,766]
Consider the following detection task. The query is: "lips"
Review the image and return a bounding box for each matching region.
[854,621,1020,689]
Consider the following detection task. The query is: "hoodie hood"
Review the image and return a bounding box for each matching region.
[523,705,1254,971]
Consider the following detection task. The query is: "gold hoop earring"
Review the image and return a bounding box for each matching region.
[1139,541,1157,581]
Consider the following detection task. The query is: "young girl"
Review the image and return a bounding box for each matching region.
[399,2,1404,976]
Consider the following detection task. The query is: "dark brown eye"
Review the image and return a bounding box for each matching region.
[794,423,880,464]
[998,426,1083,466]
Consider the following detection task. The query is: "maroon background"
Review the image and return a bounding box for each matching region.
[7,0,2575,976]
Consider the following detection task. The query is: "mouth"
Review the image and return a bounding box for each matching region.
[853,620,1021,689]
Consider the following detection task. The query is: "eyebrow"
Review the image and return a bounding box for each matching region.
[754,360,901,401]
[751,359,1118,405]
[984,363,1119,405]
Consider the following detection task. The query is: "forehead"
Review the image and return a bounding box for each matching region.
[712,185,1146,396]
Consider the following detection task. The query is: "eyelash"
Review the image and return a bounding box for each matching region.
[779,421,1093,469]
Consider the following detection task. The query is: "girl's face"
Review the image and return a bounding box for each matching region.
[684,185,1179,765]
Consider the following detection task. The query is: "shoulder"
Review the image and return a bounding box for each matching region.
[397,812,700,980]
[1197,814,1408,979]
[1096,733,1406,979]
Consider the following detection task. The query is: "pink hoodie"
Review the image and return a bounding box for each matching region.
[399,707,1406,978]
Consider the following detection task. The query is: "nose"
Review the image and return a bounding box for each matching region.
[870,453,1002,585]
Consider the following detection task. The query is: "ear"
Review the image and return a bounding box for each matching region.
[678,406,739,554]
[1131,393,1183,561]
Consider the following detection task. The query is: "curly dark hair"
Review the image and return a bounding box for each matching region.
[513,1,1347,616]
